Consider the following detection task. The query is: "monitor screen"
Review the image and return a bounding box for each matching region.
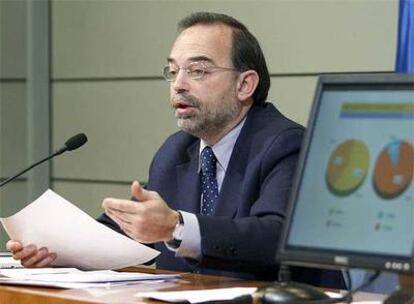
[278,73,414,274]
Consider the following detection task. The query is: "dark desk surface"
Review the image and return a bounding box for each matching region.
[0,266,388,304]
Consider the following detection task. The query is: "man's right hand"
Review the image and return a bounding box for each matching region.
[6,240,57,268]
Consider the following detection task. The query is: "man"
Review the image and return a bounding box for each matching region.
[7,12,343,287]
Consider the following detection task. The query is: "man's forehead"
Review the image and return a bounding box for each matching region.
[168,24,233,64]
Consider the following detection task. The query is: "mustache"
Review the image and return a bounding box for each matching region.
[171,94,200,107]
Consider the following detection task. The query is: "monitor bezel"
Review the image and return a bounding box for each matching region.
[277,73,414,274]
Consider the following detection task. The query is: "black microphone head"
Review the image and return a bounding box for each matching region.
[64,133,88,151]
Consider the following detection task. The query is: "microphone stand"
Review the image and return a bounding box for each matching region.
[0,150,63,188]
[0,133,87,189]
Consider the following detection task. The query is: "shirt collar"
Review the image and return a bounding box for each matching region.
[198,117,246,173]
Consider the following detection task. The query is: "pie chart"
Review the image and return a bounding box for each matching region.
[326,139,370,196]
[373,141,414,199]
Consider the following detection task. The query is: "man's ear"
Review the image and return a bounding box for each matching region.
[236,70,259,102]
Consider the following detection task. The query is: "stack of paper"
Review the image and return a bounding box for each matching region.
[0,267,178,289]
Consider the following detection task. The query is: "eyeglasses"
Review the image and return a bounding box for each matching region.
[162,61,239,82]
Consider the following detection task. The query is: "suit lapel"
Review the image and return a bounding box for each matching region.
[214,110,257,217]
[175,141,201,214]
[214,162,244,217]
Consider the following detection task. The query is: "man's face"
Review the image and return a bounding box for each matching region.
[167,24,244,141]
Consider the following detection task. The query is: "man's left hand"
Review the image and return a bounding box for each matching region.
[102,181,179,243]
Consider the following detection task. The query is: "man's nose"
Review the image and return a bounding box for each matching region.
[172,70,190,93]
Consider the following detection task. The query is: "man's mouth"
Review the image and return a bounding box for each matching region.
[174,102,197,116]
[174,102,191,109]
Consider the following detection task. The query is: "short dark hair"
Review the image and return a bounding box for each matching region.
[178,12,270,104]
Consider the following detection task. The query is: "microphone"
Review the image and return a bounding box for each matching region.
[54,133,88,155]
[0,133,88,188]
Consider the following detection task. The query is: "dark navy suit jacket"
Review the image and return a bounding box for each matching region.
[98,102,345,288]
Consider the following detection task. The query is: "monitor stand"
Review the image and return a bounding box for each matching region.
[383,288,414,304]
[256,281,331,304]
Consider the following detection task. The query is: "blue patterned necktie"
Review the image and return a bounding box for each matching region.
[200,146,219,215]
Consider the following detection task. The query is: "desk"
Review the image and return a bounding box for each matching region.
[0,267,386,304]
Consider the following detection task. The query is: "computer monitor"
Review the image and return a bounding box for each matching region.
[278,73,414,277]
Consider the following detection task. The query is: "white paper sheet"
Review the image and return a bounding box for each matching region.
[0,189,159,270]
[0,267,177,283]
[135,287,257,303]
[0,268,178,289]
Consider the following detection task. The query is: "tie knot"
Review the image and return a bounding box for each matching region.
[201,146,217,174]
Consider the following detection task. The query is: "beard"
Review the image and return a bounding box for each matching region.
[171,93,242,139]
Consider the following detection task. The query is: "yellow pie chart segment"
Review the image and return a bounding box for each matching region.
[326,139,370,196]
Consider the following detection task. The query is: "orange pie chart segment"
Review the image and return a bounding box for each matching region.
[326,139,370,196]
[374,141,414,199]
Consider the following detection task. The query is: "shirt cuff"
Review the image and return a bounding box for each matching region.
[164,211,201,260]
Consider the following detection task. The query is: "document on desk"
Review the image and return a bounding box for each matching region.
[0,268,177,283]
[0,189,159,270]
[135,287,258,303]
[0,267,178,289]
